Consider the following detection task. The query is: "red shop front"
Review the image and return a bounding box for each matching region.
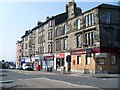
[56,53,64,70]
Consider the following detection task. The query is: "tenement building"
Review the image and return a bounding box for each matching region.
[16,1,120,73]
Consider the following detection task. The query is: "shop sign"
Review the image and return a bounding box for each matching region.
[95,53,107,58]
[56,53,64,58]
[71,50,86,55]
[25,58,31,62]
[21,58,25,63]
[43,54,54,61]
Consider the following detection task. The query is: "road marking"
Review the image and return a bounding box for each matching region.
[17,79,22,80]
[16,77,98,88]
[0,80,14,83]
[102,78,111,80]
[41,78,97,88]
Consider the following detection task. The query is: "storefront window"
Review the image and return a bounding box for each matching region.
[56,58,64,69]
[111,55,117,65]
[86,57,90,65]
[77,56,81,64]
[97,58,105,65]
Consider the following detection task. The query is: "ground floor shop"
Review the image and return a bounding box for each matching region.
[42,54,54,71]
[70,48,120,74]
[53,52,70,71]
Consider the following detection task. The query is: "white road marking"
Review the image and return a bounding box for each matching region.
[0,80,14,83]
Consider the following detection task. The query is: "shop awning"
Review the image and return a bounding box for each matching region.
[44,56,54,61]
[56,53,64,58]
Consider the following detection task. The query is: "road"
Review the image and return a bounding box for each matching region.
[0,69,119,90]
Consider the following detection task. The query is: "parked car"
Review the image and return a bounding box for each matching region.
[16,66,22,70]
[22,63,33,71]
[9,65,15,69]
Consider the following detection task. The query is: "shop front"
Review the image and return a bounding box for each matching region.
[31,55,40,71]
[70,49,95,73]
[43,54,54,71]
[93,48,120,74]
[70,47,120,74]
[55,53,64,71]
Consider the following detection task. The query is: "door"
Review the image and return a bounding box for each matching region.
[96,58,106,73]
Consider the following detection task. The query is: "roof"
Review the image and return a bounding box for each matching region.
[82,3,120,14]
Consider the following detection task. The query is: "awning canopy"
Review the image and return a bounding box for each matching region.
[44,55,54,61]
[56,53,64,58]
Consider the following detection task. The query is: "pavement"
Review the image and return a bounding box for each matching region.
[69,72,119,78]
[37,69,120,78]
[10,69,119,78]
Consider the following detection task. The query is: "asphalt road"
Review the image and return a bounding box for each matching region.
[0,69,119,90]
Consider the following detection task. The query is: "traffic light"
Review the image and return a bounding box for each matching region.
[66,55,71,63]
[66,55,68,62]
[86,49,92,57]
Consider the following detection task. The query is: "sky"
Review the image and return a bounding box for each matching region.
[0,0,119,62]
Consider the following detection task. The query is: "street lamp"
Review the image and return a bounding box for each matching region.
[82,43,92,74]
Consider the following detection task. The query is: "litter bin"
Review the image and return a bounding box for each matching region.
[36,65,40,71]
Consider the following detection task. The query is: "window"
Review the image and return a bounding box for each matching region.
[25,43,27,49]
[48,44,50,53]
[40,46,44,54]
[86,56,90,65]
[38,47,40,54]
[40,35,44,43]
[85,16,88,27]
[38,37,40,44]
[91,32,94,45]
[56,28,60,37]
[89,14,91,26]
[51,43,53,52]
[105,12,110,24]
[64,24,67,34]
[76,19,80,30]
[48,32,51,40]
[25,52,27,56]
[77,56,81,64]
[88,33,90,45]
[97,58,105,65]
[56,39,61,51]
[55,28,58,37]
[63,38,67,50]
[48,44,52,53]
[85,31,95,46]
[77,35,81,47]
[85,13,95,27]
[111,55,117,65]
[91,14,95,25]
[48,20,52,27]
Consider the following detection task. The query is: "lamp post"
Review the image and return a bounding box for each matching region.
[83,43,92,74]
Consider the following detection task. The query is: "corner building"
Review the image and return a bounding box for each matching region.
[54,1,120,73]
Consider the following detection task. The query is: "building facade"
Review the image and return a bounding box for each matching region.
[54,2,120,73]
[16,1,120,73]
[16,40,22,68]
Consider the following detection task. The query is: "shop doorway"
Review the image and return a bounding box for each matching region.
[96,58,106,73]
[56,58,64,70]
